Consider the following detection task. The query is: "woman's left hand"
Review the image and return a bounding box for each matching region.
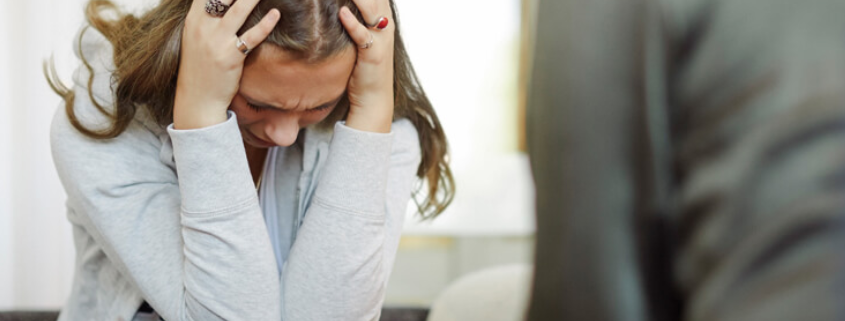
[338,0,395,133]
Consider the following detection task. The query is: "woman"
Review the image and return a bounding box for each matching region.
[45,0,454,319]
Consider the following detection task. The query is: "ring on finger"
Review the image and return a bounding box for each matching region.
[367,16,389,30]
[236,37,252,55]
[360,32,374,49]
[205,0,233,17]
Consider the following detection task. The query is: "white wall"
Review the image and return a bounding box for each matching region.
[1,0,88,309]
[397,0,535,237]
[0,0,533,310]
[0,0,16,307]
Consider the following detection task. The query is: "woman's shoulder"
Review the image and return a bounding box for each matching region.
[57,25,165,138]
[51,25,168,164]
[50,100,168,166]
[74,24,113,70]
[72,24,116,113]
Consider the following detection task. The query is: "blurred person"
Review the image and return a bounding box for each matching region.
[44,0,454,320]
[526,0,845,320]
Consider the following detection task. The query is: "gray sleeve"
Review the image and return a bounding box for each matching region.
[52,104,281,320]
[526,0,651,320]
[281,120,421,321]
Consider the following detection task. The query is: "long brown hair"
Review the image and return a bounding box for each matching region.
[45,0,454,218]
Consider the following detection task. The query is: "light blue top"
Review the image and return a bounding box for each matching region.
[259,144,300,274]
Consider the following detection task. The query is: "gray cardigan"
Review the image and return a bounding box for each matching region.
[51,26,421,321]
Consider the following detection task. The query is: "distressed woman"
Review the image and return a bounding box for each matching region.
[45,0,453,319]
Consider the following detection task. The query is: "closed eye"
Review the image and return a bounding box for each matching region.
[246,102,334,113]
[308,104,334,113]
[246,102,270,112]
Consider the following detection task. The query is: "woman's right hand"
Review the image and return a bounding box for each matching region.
[173,0,280,130]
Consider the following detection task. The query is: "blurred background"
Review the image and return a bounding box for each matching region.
[0,0,536,310]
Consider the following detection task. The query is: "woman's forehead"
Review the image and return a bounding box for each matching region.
[240,46,355,109]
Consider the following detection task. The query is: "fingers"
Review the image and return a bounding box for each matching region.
[350,0,392,29]
[188,0,262,34]
[187,0,208,20]
[222,0,263,31]
[339,6,371,48]
[236,8,281,57]
[349,0,377,28]
[188,0,233,21]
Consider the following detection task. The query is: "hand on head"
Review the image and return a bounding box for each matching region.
[173,0,280,130]
[338,0,396,133]
[173,0,397,134]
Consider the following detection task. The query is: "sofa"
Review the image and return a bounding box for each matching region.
[0,308,429,321]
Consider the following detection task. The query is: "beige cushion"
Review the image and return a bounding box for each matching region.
[427,264,533,321]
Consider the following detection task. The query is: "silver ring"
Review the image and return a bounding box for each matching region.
[236,37,251,55]
[205,0,231,17]
[360,32,374,49]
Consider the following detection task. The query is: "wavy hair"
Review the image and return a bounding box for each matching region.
[45,0,454,218]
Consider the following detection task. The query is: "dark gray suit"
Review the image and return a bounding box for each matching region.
[526,0,845,320]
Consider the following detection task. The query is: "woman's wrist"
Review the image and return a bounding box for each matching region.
[173,110,229,130]
[346,104,394,133]
[173,91,230,130]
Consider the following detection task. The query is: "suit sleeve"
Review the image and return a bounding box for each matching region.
[525,0,653,320]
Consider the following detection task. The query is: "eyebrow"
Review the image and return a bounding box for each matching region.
[243,92,345,111]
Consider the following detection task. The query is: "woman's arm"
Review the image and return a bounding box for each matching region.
[52,105,281,321]
[279,1,416,318]
[51,9,282,320]
[281,119,421,320]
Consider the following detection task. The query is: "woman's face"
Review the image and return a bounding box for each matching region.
[232,45,357,148]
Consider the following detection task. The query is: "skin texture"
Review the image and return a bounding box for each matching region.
[233,45,356,183]
[233,45,357,148]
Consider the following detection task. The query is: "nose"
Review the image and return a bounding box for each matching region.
[264,117,300,147]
